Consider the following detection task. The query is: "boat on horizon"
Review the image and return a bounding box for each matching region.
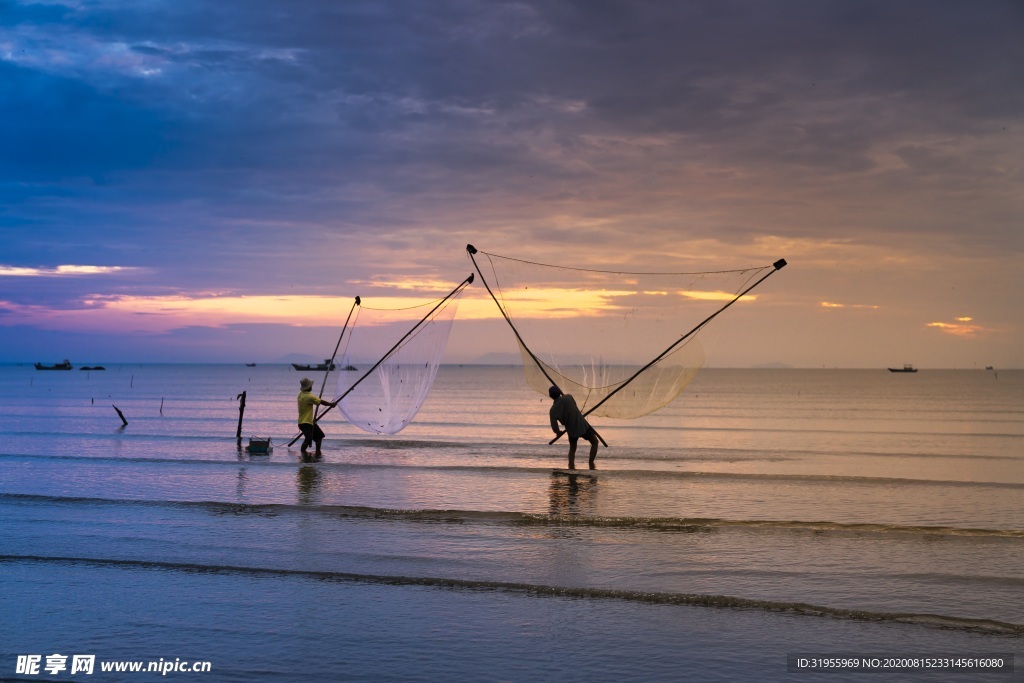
[291,360,358,371]
[79,365,106,371]
[292,359,336,371]
[34,359,73,371]
[888,364,918,373]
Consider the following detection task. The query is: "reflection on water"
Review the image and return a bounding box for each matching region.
[236,466,248,499]
[296,464,322,504]
[549,471,598,516]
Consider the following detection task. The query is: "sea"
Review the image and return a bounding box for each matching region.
[0,364,1021,682]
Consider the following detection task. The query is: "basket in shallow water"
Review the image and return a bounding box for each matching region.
[246,437,273,454]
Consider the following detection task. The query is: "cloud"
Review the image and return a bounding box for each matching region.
[0,264,140,277]
[926,318,991,337]
[684,291,757,302]
[0,290,504,334]
[820,301,879,310]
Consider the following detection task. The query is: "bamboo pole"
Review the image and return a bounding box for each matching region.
[287,277,473,447]
[313,296,360,424]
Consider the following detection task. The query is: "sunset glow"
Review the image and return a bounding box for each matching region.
[681,290,757,302]
[926,319,989,337]
[820,302,880,310]
[0,2,1019,367]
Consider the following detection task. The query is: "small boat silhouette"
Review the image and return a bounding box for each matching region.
[34,359,73,370]
[292,359,336,371]
[888,364,918,373]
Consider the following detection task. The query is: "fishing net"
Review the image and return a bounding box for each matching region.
[469,248,779,419]
[333,285,466,434]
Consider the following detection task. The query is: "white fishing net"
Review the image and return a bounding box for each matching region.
[334,290,464,434]
[471,249,777,419]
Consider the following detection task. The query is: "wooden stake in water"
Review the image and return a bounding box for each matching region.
[113,405,128,426]
[236,391,247,442]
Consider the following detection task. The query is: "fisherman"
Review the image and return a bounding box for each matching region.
[297,377,338,456]
[548,385,599,470]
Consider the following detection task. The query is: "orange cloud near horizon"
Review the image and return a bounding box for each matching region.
[0,284,761,334]
[820,301,879,310]
[926,319,988,337]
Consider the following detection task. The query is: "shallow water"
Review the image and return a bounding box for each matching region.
[1,365,1022,680]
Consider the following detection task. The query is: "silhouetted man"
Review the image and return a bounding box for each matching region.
[548,385,599,470]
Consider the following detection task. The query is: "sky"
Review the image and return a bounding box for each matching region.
[1,0,1022,368]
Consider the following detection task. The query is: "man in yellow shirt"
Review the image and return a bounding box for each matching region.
[297,377,338,456]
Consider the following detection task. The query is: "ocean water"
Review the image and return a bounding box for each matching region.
[1,364,1021,681]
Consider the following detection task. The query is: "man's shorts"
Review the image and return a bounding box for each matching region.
[298,422,325,442]
[568,426,597,444]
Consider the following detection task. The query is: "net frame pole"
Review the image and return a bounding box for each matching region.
[287,275,474,447]
[577,258,787,421]
[466,245,561,389]
[313,296,361,423]
[468,244,608,447]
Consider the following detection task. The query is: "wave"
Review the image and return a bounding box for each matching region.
[3,421,1022,464]
[2,428,1024,454]
[3,493,1022,539]
[3,451,1023,491]
[2,554,1021,636]
[626,447,1023,462]
[2,435,1021,466]
[600,470,1024,489]
[616,423,1024,440]
[0,430,464,446]
[0,433,475,449]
